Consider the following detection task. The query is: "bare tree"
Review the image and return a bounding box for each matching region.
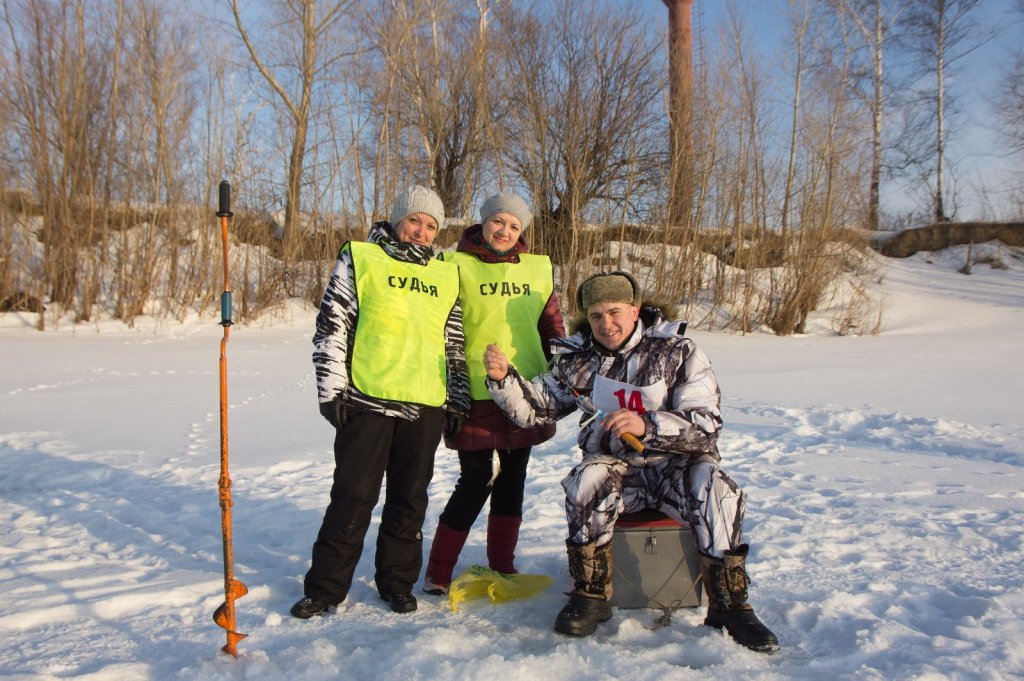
[495,0,663,296]
[900,0,990,222]
[697,3,873,335]
[230,0,353,262]
[364,0,504,219]
[710,8,777,332]
[781,0,812,237]
[115,1,199,320]
[993,0,1024,158]
[1,0,125,325]
[773,32,867,335]
[831,0,905,230]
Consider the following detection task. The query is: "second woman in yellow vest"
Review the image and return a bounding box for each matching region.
[423,192,565,595]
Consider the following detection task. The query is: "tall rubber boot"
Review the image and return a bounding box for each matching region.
[553,540,613,636]
[423,522,470,595]
[486,514,522,575]
[701,545,780,653]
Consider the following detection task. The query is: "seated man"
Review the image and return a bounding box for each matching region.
[482,271,779,653]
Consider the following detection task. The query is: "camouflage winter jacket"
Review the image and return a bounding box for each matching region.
[312,222,471,421]
[485,306,722,464]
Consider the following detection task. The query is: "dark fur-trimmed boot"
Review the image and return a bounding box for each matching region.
[486,514,522,575]
[423,522,470,595]
[701,545,780,653]
[553,540,613,636]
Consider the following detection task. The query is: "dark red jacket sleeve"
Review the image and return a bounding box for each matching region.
[537,291,566,360]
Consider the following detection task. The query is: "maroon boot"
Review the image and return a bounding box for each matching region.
[423,522,470,595]
[486,514,522,575]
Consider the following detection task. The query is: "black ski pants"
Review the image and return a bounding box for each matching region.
[303,406,443,604]
[438,447,531,531]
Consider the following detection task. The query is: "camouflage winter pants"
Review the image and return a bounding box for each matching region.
[561,453,745,559]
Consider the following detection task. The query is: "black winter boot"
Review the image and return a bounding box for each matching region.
[290,595,331,619]
[554,593,613,636]
[701,545,780,654]
[553,540,613,636]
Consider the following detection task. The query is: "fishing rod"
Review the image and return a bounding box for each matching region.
[212,179,248,657]
[557,378,645,453]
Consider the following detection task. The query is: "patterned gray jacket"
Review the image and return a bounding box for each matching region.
[485,306,722,464]
[312,222,471,420]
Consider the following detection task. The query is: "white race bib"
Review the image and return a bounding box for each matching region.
[591,374,668,416]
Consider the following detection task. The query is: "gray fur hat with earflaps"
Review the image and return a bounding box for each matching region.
[576,271,642,310]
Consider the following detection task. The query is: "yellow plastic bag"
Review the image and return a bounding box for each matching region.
[448,565,554,611]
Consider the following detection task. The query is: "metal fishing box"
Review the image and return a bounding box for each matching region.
[610,510,704,609]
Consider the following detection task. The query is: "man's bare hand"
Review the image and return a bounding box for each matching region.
[483,343,510,381]
[601,408,645,440]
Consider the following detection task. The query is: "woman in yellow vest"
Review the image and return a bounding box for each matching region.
[423,192,565,595]
[291,185,471,619]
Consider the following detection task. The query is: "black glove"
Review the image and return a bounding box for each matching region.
[444,411,465,439]
[319,398,347,428]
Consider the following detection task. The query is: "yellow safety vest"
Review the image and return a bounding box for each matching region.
[442,252,553,400]
[347,241,459,406]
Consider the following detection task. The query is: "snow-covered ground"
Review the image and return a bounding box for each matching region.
[1,245,1022,680]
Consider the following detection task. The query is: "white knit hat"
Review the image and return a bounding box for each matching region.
[479,192,533,231]
[391,185,445,229]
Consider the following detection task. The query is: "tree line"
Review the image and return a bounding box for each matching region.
[1,0,1021,333]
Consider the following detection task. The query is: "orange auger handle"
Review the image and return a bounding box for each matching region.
[213,180,247,657]
[617,431,646,453]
